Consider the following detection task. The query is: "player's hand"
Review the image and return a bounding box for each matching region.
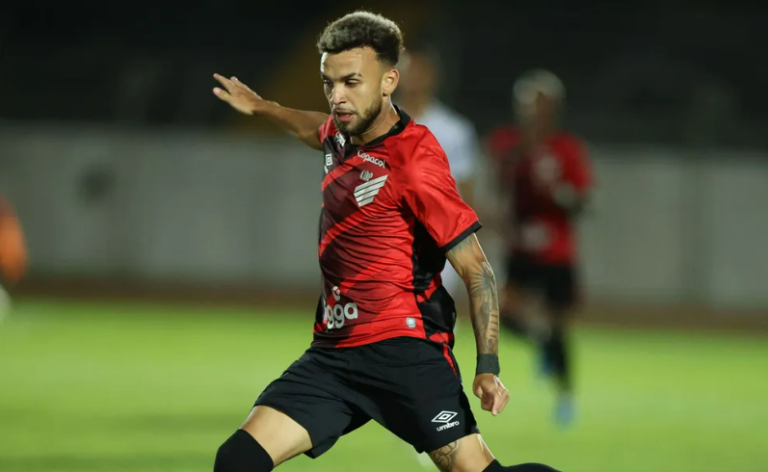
[212,74,266,115]
[473,373,509,416]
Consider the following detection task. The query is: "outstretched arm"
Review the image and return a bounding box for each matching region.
[213,74,328,150]
[446,234,509,416]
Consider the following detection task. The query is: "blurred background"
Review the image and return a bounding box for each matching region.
[1,1,767,472]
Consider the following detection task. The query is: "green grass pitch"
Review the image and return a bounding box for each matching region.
[1,299,767,472]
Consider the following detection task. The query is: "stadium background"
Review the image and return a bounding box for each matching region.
[1,1,767,471]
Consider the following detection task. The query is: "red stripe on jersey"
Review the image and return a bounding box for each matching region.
[321,164,350,191]
[338,249,400,293]
[325,322,427,348]
[321,154,366,191]
[416,277,441,304]
[318,210,370,257]
[429,332,456,345]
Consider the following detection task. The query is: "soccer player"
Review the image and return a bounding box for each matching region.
[212,12,563,472]
[397,41,480,301]
[485,70,592,426]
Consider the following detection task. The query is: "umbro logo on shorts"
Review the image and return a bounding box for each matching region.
[432,411,460,432]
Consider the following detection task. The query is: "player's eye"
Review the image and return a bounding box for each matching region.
[346,80,359,87]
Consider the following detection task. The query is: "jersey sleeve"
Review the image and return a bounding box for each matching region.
[402,147,481,252]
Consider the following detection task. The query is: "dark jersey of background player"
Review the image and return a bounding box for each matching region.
[486,69,592,427]
[315,109,479,349]
[487,121,590,267]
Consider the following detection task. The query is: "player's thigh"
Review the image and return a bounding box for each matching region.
[354,338,479,454]
[240,405,312,466]
[429,433,495,472]
[251,348,369,463]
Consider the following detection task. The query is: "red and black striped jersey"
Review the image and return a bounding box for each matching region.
[486,126,592,264]
[313,107,480,348]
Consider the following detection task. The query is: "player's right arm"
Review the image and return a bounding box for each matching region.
[402,149,509,417]
[212,74,329,150]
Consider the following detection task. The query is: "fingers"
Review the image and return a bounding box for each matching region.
[212,87,231,102]
[490,385,510,416]
[213,73,235,92]
[476,376,510,416]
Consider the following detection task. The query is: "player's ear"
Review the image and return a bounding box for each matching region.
[381,68,399,97]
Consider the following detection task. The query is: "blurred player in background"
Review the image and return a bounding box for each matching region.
[485,70,592,427]
[212,11,564,472]
[397,41,480,303]
[0,196,27,320]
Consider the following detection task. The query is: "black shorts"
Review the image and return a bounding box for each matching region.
[505,254,577,310]
[254,337,478,458]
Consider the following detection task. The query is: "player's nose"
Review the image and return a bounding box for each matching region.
[331,86,347,105]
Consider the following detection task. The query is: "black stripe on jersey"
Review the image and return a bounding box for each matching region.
[417,286,457,346]
[411,220,458,341]
[440,221,482,253]
[411,221,446,293]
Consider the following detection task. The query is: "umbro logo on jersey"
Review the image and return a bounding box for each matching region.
[360,170,374,182]
[357,150,386,168]
[354,175,388,207]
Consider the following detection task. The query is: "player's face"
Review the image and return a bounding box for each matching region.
[321,47,393,136]
[516,92,558,131]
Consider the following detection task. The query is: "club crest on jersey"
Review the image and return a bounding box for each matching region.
[360,170,374,182]
[354,175,388,207]
[324,154,333,174]
[357,150,386,168]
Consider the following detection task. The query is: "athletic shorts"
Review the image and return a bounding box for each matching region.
[505,254,578,311]
[254,337,478,458]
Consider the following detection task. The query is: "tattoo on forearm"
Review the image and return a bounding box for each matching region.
[469,259,499,355]
[447,236,500,356]
[429,440,460,472]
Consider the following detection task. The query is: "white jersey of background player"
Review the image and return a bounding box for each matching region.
[398,43,480,299]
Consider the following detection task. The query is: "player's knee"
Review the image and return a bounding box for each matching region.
[214,430,274,472]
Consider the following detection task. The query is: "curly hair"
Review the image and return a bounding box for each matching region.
[316,11,405,66]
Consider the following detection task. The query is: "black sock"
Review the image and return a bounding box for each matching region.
[483,459,562,471]
[500,312,528,338]
[543,326,571,392]
[214,429,274,472]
